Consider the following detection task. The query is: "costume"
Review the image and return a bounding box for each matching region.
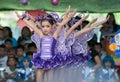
[31,27,94,82]
[16,56,35,82]
[99,67,119,82]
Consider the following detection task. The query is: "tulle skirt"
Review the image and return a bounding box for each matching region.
[42,63,86,82]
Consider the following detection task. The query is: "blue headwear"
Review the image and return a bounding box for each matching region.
[102,56,115,68]
[19,56,33,69]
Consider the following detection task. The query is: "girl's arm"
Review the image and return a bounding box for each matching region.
[93,55,101,68]
[15,11,43,37]
[75,17,108,38]
[66,15,89,38]
[53,6,77,39]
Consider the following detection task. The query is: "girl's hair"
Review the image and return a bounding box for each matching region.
[21,26,31,38]
[3,26,13,38]
[40,14,56,25]
[67,15,82,30]
[106,13,117,32]
[102,55,115,68]
[19,56,33,68]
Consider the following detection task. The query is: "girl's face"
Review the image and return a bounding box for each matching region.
[23,60,29,67]
[17,48,24,58]
[105,61,112,68]
[22,27,31,37]
[5,41,12,48]
[8,58,16,66]
[41,21,53,36]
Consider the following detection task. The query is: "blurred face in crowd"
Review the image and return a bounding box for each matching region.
[105,61,112,68]
[5,41,12,49]
[0,47,5,57]
[0,30,4,40]
[23,60,29,67]
[17,48,24,58]
[8,57,17,67]
[22,27,31,38]
[94,45,102,53]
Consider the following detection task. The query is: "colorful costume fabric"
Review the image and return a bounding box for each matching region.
[31,28,94,70]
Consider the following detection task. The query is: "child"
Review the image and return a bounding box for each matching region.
[16,6,108,82]
[16,56,34,82]
[99,55,119,82]
[4,56,18,82]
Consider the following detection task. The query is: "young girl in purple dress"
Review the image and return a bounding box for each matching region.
[16,6,108,82]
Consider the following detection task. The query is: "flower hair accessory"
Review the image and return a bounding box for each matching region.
[68,13,85,27]
[49,12,62,22]
[34,12,61,23]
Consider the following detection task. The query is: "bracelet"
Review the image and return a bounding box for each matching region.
[21,13,27,20]
[21,13,31,21]
[34,17,40,22]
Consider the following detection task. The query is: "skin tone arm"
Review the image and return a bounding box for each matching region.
[15,11,43,37]
[53,6,77,39]
[66,15,89,38]
[74,17,109,38]
[93,55,102,68]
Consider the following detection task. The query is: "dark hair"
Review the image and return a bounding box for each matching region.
[26,51,33,56]
[17,37,26,44]
[21,26,31,37]
[40,14,56,25]
[87,39,97,49]
[0,28,4,31]
[0,44,5,48]
[3,26,13,38]
[94,42,102,48]
[107,13,117,32]
[68,15,82,30]
[82,20,89,28]
[17,45,24,51]
[28,42,36,49]
[102,55,115,68]
[5,39,12,44]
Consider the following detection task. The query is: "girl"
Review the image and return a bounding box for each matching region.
[99,55,119,82]
[16,56,34,82]
[16,6,108,82]
[4,56,18,82]
[16,6,77,82]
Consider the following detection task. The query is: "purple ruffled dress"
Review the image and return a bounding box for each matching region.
[65,30,94,66]
[31,35,72,70]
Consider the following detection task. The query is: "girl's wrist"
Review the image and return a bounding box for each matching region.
[21,13,31,21]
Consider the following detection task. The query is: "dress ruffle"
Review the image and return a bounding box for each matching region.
[32,52,72,70]
[32,50,91,70]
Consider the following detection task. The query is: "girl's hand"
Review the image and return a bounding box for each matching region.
[73,14,89,28]
[15,11,22,19]
[91,16,109,29]
[60,6,77,26]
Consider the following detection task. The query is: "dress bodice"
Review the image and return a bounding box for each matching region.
[40,36,56,60]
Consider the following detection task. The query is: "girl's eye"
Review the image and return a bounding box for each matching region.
[47,25,50,28]
[41,26,44,28]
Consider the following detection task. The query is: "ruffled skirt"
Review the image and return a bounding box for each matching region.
[32,51,91,70]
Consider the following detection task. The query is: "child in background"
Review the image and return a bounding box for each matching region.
[4,56,18,82]
[16,56,34,82]
[99,55,119,82]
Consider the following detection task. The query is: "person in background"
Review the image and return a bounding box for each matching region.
[4,56,18,82]
[0,28,5,45]
[3,26,18,47]
[99,55,119,82]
